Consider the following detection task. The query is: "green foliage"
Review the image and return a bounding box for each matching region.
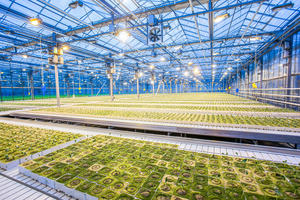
[23,134,300,200]
[0,122,82,163]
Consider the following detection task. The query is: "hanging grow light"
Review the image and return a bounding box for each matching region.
[250,36,262,41]
[29,17,42,26]
[69,0,83,9]
[214,13,230,23]
[272,2,294,12]
[117,30,130,43]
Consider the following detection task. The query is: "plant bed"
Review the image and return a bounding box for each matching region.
[0,122,83,170]
[19,134,300,200]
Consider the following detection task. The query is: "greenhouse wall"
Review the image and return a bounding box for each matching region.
[229,31,300,110]
[0,64,219,101]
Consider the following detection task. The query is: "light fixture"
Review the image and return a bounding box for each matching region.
[224,72,228,75]
[212,64,216,68]
[228,67,232,70]
[149,64,155,69]
[119,52,125,57]
[150,80,154,84]
[250,36,262,41]
[62,45,70,51]
[193,67,199,75]
[188,61,193,66]
[214,13,230,23]
[138,72,143,77]
[69,0,83,9]
[160,57,166,62]
[174,45,182,50]
[176,67,180,71]
[123,82,128,86]
[213,52,220,55]
[184,71,189,76]
[117,30,130,43]
[272,2,294,12]
[235,58,241,61]
[22,55,28,58]
[29,17,42,26]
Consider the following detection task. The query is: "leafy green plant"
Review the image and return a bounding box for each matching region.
[22,134,300,200]
[0,123,82,163]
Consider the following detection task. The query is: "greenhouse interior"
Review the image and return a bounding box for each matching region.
[0,0,299,200]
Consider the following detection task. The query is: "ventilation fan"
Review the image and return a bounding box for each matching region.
[149,27,161,43]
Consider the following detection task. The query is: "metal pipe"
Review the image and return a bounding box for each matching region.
[152,82,155,96]
[54,64,61,107]
[110,75,114,101]
[137,77,140,99]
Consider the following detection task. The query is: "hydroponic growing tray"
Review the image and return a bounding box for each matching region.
[0,122,83,170]
[19,135,300,200]
[9,112,300,145]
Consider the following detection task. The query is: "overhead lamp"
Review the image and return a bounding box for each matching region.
[119,52,125,57]
[214,13,230,23]
[224,72,228,75]
[22,55,28,58]
[69,0,83,9]
[184,71,189,77]
[160,57,166,62]
[29,17,42,26]
[150,80,154,85]
[174,45,182,50]
[213,52,220,55]
[193,67,199,75]
[228,67,232,70]
[123,82,128,86]
[235,58,241,61]
[62,45,70,51]
[188,61,193,66]
[176,67,180,71]
[117,30,130,43]
[212,64,216,68]
[250,36,262,41]
[272,2,294,12]
[149,64,155,69]
[138,72,143,77]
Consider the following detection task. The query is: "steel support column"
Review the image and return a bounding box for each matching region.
[28,70,34,101]
[54,64,61,107]
[152,82,155,96]
[285,38,293,106]
[259,57,263,101]
[110,75,114,101]
[137,77,140,99]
